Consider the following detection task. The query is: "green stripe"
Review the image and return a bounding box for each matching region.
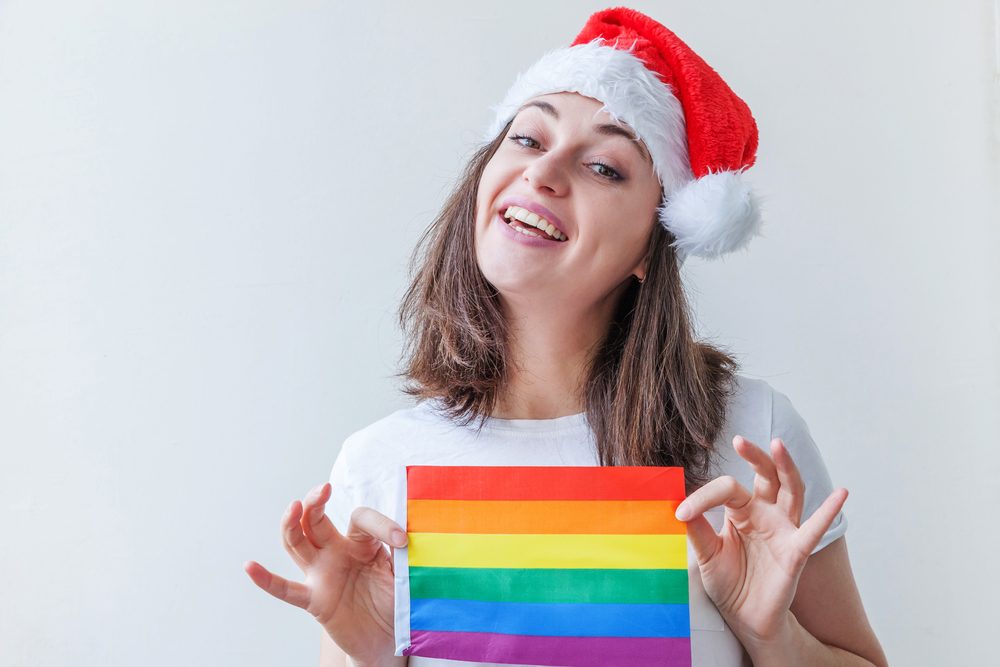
[409,567,689,604]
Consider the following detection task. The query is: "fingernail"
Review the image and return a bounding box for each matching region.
[675,504,690,521]
[391,530,408,547]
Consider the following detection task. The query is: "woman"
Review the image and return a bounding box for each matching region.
[245,8,887,666]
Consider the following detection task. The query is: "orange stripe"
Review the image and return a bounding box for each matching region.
[407,499,685,534]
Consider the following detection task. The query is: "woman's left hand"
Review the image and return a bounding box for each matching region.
[674,435,848,649]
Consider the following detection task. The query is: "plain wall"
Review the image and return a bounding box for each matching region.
[1,1,997,664]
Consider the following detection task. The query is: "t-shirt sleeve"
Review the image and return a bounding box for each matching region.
[769,387,848,554]
[326,432,404,536]
[327,436,361,536]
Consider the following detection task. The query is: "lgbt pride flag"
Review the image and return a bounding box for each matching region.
[393,465,691,667]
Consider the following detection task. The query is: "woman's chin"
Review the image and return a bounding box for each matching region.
[484,276,565,303]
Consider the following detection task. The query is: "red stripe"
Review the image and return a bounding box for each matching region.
[406,466,685,500]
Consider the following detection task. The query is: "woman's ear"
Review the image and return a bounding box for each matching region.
[633,252,649,283]
[633,210,660,283]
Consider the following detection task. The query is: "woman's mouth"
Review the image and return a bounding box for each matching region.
[501,205,568,242]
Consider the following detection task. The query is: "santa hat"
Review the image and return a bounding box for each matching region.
[484,7,763,263]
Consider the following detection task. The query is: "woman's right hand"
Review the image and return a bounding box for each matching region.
[243,483,407,666]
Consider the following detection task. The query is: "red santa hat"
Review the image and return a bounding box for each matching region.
[485,7,763,262]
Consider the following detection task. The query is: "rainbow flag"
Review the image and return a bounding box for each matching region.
[393,465,691,667]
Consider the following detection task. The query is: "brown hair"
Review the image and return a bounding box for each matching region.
[394,120,740,489]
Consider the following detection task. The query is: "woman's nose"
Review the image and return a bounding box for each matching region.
[522,150,569,195]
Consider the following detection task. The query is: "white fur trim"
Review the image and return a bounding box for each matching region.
[485,39,693,193]
[659,170,763,261]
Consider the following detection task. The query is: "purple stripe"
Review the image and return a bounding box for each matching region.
[405,629,691,667]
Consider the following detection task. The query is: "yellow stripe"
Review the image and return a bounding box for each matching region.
[407,533,687,569]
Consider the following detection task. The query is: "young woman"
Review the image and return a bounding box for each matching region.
[245,8,887,667]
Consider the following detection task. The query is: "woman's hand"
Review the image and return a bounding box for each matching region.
[243,483,407,666]
[674,435,848,650]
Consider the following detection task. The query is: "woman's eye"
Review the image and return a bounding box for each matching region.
[508,134,540,149]
[509,135,623,182]
[590,161,623,181]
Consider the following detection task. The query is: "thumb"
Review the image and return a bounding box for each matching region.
[680,513,722,566]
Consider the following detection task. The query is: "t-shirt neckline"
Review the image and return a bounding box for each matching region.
[421,398,589,434]
[482,410,589,433]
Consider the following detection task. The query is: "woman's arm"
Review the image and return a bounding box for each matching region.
[745,536,887,666]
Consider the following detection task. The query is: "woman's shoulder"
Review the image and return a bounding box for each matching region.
[326,401,446,530]
[334,398,486,480]
[715,373,827,482]
[718,373,772,443]
[337,400,440,463]
[723,373,812,440]
[716,374,847,551]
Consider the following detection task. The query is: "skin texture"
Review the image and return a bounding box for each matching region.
[246,92,888,667]
[473,92,662,420]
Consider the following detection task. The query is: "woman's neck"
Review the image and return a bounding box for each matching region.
[491,371,586,420]
[492,299,615,420]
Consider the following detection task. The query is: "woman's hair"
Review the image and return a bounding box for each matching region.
[394,120,740,489]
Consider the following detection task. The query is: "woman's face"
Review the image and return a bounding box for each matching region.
[474,92,662,311]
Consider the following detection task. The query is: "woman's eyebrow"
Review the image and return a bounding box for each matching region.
[593,123,651,164]
[516,100,652,164]
[518,99,561,119]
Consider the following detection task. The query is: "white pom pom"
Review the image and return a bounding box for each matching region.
[659,170,764,262]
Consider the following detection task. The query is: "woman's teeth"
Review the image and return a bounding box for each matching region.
[503,206,567,241]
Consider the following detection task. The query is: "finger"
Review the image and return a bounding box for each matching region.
[771,438,805,523]
[282,500,318,566]
[793,488,848,556]
[682,513,723,567]
[300,482,340,548]
[346,506,407,562]
[243,560,311,610]
[733,435,780,503]
[675,475,753,522]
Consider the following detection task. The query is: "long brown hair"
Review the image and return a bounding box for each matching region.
[394,120,739,489]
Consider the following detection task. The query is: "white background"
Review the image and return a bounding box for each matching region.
[1,1,997,665]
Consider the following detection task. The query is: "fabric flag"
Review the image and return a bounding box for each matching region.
[393,465,691,667]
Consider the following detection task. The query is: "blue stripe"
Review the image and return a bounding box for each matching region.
[409,598,690,638]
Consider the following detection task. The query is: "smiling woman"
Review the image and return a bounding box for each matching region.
[474,92,665,332]
[244,6,888,667]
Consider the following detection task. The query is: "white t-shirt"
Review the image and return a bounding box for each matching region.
[326,374,847,667]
